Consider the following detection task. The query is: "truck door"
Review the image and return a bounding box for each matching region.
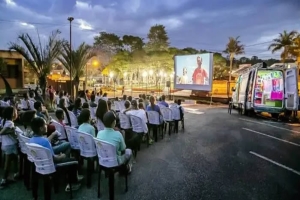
[285,68,299,110]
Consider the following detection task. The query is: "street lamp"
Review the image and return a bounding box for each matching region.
[149,70,153,84]
[142,71,148,94]
[67,16,74,99]
[123,72,127,85]
[109,72,115,97]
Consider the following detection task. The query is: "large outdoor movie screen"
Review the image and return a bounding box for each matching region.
[174,53,213,91]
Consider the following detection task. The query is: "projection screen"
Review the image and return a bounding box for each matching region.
[174,53,213,91]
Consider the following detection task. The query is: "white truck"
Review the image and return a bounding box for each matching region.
[231,62,298,117]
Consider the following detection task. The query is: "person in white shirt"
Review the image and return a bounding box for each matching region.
[121,100,131,113]
[28,91,36,102]
[125,100,148,132]
[0,107,19,188]
[101,93,108,101]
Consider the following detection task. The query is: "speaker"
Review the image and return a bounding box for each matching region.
[166,81,170,87]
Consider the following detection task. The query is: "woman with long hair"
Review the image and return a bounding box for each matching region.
[72,98,82,117]
[95,99,108,131]
[146,96,163,142]
[58,98,71,126]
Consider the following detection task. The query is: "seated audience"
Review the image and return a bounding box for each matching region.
[101,93,108,101]
[121,100,131,113]
[21,110,37,137]
[146,96,163,142]
[29,91,36,102]
[55,109,66,126]
[138,102,145,110]
[29,117,82,191]
[72,98,82,117]
[159,95,169,107]
[97,111,132,172]
[89,94,97,108]
[34,101,50,122]
[78,109,96,137]
[0,107,19,188]
[82,102,89,109]
[58,98,71,126]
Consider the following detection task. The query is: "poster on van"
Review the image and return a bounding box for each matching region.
[254,70,283,108]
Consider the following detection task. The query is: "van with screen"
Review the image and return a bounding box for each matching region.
[232,62,298,117]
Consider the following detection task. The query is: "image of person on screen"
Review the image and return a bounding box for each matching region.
[192,56,209,85]
[179,67,189,84]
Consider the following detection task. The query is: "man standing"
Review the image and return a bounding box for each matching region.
[192,56,208,85]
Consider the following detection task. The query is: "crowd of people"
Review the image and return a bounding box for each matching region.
[0,86,185,195]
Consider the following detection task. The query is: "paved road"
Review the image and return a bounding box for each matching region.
[1,106,300,200]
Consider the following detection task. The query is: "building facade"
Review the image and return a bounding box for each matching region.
[0,50,24,89]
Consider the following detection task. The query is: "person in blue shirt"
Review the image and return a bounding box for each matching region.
[34,101,49,121]
[159,95,169,107]
[97,111,132,173]
[78,109,96,137]
[29,117,83,192]
[146,96,163,142]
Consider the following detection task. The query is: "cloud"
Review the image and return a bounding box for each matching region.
[18,22,35,29]
[3,0,52,21]
[0,0,300,60]
[77,19,93,30]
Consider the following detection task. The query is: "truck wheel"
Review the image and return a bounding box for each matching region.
[271,113,279,119]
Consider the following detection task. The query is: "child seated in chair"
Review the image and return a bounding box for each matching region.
[29,117,83,192]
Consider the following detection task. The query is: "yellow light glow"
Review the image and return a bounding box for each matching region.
[92,60,98,67]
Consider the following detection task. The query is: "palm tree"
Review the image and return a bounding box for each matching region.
[290,33,300,65]
[0,58,6,72]
[224,36,245,82]
[58,42,95,96]
[9,30,65,95]
[268,30,298,62]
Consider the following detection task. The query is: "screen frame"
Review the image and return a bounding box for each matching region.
[174,53,214,91]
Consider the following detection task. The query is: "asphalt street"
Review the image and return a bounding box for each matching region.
[1,105,300,200]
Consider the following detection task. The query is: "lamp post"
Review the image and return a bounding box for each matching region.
[67,16,74,99]
[159,71,163,96]
[142,71,148,95]
[110,72,115,97]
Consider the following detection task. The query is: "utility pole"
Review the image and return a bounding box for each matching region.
[67,17,74,99]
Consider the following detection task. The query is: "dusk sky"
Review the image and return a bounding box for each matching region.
[0,0,299,59]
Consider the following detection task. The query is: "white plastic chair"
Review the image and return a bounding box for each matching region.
[147,111,164,140]
[160,107,174,136]
[96,119,105,132]
[169,105,182,133]
[114,101,120,111]
[21,99,29,110]
[68,111,78,127]
[129,115,149,148]
[28,100,35,110]
[94,138,128,199]
[77,131,97,188]
[18,133,33,189]
[129,115,148,134]
[118,101,126,111]
[77,131,97,158]
[94,139,118,168]
[119,112,131,130]
[25,143,56,175]
[65,126,80,150]
[26,143,77,199]
[89,107,96,120]
[50,119,67,140]
[0,100,10,107]
[170,106,181,120]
